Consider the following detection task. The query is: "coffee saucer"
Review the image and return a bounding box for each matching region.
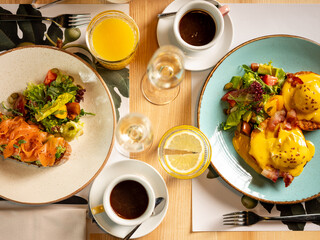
[157,0,233,71]
[89,159,169,238]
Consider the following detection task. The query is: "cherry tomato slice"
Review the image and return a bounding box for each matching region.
[44,70,57,86]
[262,75,278,86]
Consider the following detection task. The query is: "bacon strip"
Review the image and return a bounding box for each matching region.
[267,109,286,132]
[286,73,304,87]
[281,172,294,187]
[261,166,294,187]
[261,168,279,183]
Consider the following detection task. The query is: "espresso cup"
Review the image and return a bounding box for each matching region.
[103,174,155,226]
[173,1,226,52]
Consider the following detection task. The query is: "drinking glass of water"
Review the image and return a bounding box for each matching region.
[141,45,185,105]
[115,112,153,157]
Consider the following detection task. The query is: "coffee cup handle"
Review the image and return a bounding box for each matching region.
[219,5,230,16]
[91,204,105,215]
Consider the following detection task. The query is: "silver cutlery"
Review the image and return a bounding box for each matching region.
[123,197,166,240]
[223,211,320,226]
[157,0,221,18]
[0,13,91,28]
[33,0,65,10]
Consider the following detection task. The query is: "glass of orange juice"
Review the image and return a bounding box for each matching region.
[86,11,140,70]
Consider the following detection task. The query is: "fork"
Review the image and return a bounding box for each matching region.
[0,13,91,28]
[223,211,320,226]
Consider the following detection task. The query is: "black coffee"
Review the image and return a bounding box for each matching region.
[110,180,149,219]
[179,10,216,46]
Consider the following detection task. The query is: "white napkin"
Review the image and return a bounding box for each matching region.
[0,202,87,240]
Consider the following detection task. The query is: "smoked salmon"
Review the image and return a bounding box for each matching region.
[0,114,71,167]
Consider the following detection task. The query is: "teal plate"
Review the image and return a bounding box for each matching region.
[197,35,320,204]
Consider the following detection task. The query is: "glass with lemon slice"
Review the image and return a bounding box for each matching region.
[158,125,211,179]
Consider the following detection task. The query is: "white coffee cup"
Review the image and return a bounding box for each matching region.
[173,1,226,52]
[103,174,155,226]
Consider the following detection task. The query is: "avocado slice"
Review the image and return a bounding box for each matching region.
[257,64,272,75]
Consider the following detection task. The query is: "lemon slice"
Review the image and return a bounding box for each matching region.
[163,130,205,175]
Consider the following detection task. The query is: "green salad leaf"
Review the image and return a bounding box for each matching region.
[242,65,275,93]
[24,82,47,106]
[40,116,68,134]
[224,108,247,130]
[47,75,79,100]
[55,145,66,159]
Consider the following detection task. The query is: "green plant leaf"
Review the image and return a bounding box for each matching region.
[107,86,122,121]
[16,4,46,44]
[305,197,320,226]
[95,64,129,121]
[44,22,63,46]
[74,52,96,69]
[206,165,219,179]
[97,64,129,97]
[276,203,306,231]
[0,7,20,50]
[259,201,274,213]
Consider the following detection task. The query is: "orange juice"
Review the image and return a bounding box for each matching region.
[92,18,135,62]
[86,11,139,70]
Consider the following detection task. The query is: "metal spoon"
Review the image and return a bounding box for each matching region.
[157,0,229,18]
[31,0,65,10]
[122,197,166,240]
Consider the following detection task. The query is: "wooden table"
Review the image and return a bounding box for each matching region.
[3,0,320,239]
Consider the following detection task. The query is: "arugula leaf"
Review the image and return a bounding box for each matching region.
[73,109,95,122]
[47,77,79,100]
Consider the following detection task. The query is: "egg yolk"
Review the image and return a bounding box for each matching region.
[248,127,315,177]
[282,72,320,122]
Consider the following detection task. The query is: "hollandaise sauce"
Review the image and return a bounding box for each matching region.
[232,132,262,174]
[282,72,320,122]
[92,18,136,61]
[247,127,315,177]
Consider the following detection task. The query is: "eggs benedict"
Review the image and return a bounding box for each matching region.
[282,71,320,130]
[233,120,315,187]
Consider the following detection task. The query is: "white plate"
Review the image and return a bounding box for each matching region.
[89,159,169,239]
[0,46,115,204]
[157,0,233,71]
